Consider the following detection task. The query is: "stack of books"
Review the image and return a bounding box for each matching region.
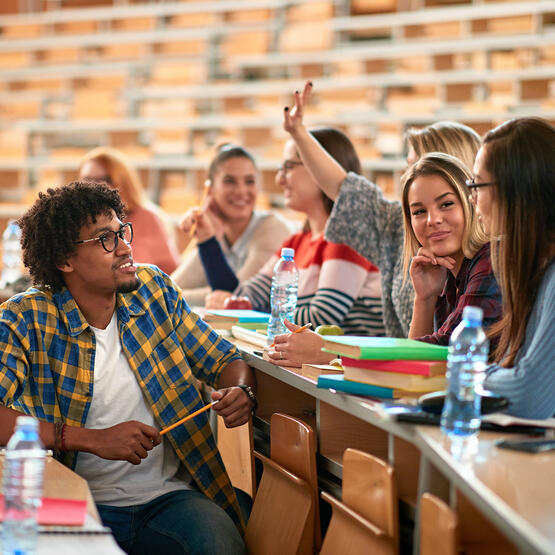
[317,337,448,399]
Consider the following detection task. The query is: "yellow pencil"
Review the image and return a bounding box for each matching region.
[160,401,217,436]
[189,183,210,239]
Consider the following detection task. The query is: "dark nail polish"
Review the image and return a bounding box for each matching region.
[295,90,299,94]
[284,107,289,111]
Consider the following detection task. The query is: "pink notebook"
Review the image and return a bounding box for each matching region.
[0,495,87,526]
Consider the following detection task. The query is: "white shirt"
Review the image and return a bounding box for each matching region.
[74,313,192,506]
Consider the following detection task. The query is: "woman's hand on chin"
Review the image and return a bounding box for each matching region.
[410,247,455,301]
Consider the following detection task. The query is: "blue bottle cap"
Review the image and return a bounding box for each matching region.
[462,305,483,323]
[281,247,295,258]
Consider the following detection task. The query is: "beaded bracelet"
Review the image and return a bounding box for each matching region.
[54,421,67,453]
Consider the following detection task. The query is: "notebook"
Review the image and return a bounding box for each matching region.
[322,337,448,361]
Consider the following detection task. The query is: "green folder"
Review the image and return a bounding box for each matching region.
[322,336,448,361]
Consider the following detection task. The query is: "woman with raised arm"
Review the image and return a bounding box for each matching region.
[283,81,481,337]
[203,128,385,366]
[171,144,290,306]
[472,118,555,419]
[79,147,180,274]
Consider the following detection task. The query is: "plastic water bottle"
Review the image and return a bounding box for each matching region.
[1,220,22,287]
[440,306,489,438]
[2,416,45,555]
[267,247,299,343]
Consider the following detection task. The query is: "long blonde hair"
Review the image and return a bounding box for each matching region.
[79,147,145,212]
[405,121,481,170]
[401,152,486,278]
[483,118,555,366]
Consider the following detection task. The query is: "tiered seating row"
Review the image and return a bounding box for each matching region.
[0,0,552,212]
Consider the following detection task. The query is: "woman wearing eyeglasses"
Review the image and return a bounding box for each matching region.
[473,118,555,419]
[79,147,180,275]
[203,129,386,364]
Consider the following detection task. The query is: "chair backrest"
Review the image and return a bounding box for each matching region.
[245,451,314,555]
[319,448,398,555]
[217,416,256,498]
[270,412,321,550]
[342,448,399,541]
[420,493,458,555]
[319,491,396,555]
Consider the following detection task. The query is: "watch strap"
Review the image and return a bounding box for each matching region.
[236,384,258,412]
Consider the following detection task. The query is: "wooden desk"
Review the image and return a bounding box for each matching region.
[417,428,555,555]
[0,455,123,554]
[234,339,555,555]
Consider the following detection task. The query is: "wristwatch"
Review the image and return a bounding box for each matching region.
[236,384,258,412]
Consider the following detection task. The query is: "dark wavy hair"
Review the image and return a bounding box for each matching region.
[207,144,257,184]
[18,181,125,291]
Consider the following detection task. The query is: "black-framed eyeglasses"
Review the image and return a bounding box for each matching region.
[73,222,133,253]
[465,178,496,198]
[277,160,304,173]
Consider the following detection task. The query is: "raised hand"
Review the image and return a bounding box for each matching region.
[178,199,216,244]
[409,247,455,301]
[283,81,312,137]
[89,421,161,465]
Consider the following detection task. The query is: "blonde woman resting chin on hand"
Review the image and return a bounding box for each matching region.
[401,153,502,345]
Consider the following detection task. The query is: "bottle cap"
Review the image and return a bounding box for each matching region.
[462,306,483,323]
[281,247,295,258]
[15,415,39,429]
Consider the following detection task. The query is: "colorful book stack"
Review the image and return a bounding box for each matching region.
[317,337,448,399]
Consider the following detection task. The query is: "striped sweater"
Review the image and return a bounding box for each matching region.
[235,231,385,336]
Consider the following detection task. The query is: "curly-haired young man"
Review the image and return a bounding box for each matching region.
[0,181,255,554]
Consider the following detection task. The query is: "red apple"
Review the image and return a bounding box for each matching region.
[223,295,252,310]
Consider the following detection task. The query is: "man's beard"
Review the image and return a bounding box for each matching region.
[116,277,140,294]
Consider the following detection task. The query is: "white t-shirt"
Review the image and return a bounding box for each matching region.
[74,313,192,506]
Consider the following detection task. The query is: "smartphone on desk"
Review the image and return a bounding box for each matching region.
[496,438,555,453]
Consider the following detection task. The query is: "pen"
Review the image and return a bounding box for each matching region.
[189,181,210,238]
[269,322,312,349]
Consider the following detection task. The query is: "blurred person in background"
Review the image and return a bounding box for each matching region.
[80,146,180,274]
[204,129,385,367]
[172,144,290,306]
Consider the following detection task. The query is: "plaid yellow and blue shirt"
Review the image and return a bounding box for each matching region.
[0,265,245,530]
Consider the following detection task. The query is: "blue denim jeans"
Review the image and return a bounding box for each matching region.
[97,489,249,555]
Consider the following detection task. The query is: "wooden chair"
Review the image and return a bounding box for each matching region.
[320,448,398,555]
[244,413,317,555]
[269,412,321,551]
[217,416,256,498]
[420,493,458,555]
